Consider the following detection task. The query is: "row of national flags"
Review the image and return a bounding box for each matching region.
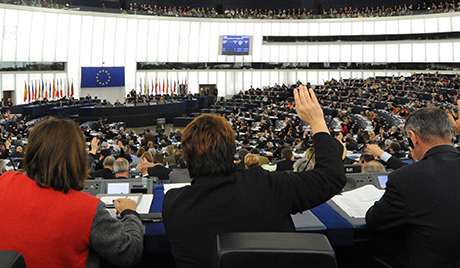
[138,77,188,96]
[24,78,74,103]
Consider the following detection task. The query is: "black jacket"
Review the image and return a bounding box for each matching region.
[366,145,460,268]
[163,132,346,268]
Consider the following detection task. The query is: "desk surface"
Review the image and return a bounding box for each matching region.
[143,185,363,253]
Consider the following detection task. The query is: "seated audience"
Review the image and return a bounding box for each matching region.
[366,106,460,268]
[162,86,346,267]
[0,118,143,267]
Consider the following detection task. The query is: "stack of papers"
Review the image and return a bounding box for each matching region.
[331,185,385,218]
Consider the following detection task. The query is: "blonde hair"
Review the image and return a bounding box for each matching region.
[244,153,260,168]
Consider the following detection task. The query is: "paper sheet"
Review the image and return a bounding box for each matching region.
[331,185,385,218]
[105,194,153,217]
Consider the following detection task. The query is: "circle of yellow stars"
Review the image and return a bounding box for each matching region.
[96,70,111,85]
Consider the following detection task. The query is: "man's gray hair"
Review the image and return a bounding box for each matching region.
[113,157,130,174]
[404,107,452,144]
[103,156,115,167]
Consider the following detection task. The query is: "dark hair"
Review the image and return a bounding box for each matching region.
[153,152,164,163]
[182,114,236,178]
[281,148,293,159]
[390,142,401,152]
[24,118,88,193]
[136,147,146,158]
[238,149,249,160]
[359,153,375,163]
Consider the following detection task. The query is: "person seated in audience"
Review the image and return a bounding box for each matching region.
[275,147,295,171]
[345,136,359,151]
[168,155,192,183]
[250,147,270,165]
[146,141,157,154]
[162,86,346,267]
[0,118,143,267]
[10,145,24,158]
[89,156,115,179]
[135,152,155,172]
[164,145,177,167]
[144,152,171,180]
[355,153,375,167]
[114,157,130,179]
[235,148,249,171]
[293,147,315,172]
[0,143,8,160]
[389,141,405,159]
[366,143,406,170]
[244,153,260,169]
[0,159,6,175]
[361,160,386,173]
[131,147,145,166]
[366,105,460,268]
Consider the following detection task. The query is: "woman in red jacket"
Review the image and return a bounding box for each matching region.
[0,118,144,268]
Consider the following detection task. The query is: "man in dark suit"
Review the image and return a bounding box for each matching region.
[89,156,115,179]
[275,147,295,171]
[366,107,460,268]
[147,152,171,180]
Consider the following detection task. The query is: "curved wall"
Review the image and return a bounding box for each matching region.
[1,4,460,104]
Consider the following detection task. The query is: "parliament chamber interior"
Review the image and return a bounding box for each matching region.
[0,0,460,267]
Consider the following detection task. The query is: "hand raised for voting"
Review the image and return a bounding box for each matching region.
[294,85,329,135]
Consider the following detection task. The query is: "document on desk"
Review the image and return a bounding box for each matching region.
[163,183,191,194]
[331,185,385,218]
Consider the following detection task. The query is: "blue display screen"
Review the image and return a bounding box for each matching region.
[222,35,251,55]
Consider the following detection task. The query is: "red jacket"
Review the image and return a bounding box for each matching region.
[0,171,100,268]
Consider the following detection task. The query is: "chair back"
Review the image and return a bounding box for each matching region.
[215,232,337,268]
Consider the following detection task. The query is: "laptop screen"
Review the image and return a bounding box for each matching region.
[107,183,130,194]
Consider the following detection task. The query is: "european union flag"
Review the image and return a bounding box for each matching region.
[81,67,125,88]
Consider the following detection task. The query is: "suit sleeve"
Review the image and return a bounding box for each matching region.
[385,156,406,170]
[271,132,347,214]
[365,175,409,230]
